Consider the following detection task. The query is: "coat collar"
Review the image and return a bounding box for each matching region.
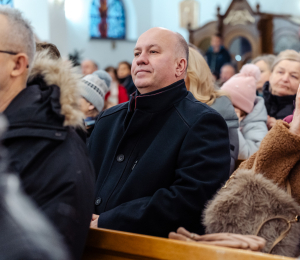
[263,81,296,105]
[128,79,188,113]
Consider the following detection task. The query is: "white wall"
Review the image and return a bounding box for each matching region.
[14,0,50,41]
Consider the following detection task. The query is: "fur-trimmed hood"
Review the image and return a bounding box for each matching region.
[27,49,84,128]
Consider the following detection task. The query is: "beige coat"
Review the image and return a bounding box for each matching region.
[239,120,300,205]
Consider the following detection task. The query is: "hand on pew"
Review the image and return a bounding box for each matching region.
[169,227,266,252]
[90,214,99,228]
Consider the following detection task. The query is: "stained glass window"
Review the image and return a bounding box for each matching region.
[0,0,13,7]
[90,0,126,39]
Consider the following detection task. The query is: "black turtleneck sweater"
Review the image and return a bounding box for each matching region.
[263,81,295,120]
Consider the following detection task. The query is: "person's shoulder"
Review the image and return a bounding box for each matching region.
[175,92,224,127]
[211,96,239,125]
[101,102,129,118]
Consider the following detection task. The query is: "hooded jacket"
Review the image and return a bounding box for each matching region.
[88,79,230,237]
[3,50,95,260]
[238,96,268,159]
[263,81,295,120]
[210,95,239,174]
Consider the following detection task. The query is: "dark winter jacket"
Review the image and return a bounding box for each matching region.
[263,81,295,120]
[119,75,136,96]
[2,50,95,260]
[206,46,231,79]
[88,79,231,237]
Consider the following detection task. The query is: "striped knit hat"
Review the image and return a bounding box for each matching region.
[81,74,109,112]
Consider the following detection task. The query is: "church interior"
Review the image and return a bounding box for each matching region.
[2,0,300,260]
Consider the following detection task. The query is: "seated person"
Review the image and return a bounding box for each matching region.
[221,64,268,159]
[81,59,98,76]
[252,54,275,96]
[0,7,94,259]
[186,46,238,175]
[105,66,129,108]
[117,61,136,95]
[216,63,236,88]
[89,27,230,237]
[80,73,109,133]
[263,50,300,129]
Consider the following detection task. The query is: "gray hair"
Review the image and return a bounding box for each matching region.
[0,6,36,69]
[252,54,276,71]
[176,33,189,71]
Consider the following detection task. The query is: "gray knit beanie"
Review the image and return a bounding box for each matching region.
[81,74,109,112]
[93,70,112,89]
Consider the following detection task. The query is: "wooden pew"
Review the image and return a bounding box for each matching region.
[82,228,296,260]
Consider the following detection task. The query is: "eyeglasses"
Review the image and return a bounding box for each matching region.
[0,50,29,68]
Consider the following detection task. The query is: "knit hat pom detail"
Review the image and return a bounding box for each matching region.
[240,64,260,82]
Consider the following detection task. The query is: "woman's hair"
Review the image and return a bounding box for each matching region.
[118,61,131,70]
[252,54,276,70]
[271,50,300,71]
[105,66,119,81]
[187,47,227,106]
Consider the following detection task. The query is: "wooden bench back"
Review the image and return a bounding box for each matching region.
[82,228,296,260]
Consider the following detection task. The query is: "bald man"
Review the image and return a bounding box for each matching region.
[81,59,98,75]
[88,28,230,237]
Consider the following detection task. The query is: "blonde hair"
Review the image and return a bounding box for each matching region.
[186,47,227,106]
[271,50,300,71]
[252,54,276,70]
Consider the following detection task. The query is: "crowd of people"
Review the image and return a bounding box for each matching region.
[2,5,300,259]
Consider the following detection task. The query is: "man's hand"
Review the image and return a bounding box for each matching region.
[267,116,277,130]
[169,227,266,252]
[90,214,99,228]
[290,84,300,136]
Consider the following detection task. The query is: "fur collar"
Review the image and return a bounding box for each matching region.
[28,50,84,129]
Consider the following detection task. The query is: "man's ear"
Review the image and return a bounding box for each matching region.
[175,58,188,78]
[11,54,29,78]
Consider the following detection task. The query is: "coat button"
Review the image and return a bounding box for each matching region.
[95,197,102,206]
[116,154,125,162]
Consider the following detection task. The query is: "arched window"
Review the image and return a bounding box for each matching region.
[0,0,13,6]
[90,0,126,39]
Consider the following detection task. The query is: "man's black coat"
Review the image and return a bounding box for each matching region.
[88,79,230,237]
[3,78,95,260]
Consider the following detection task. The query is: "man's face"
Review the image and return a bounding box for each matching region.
[132,28,183,94]
[81,60,97,76]
[211,36,222,52]
[220,65,235,82]
[0,15,13,91]
[269,60,300,96]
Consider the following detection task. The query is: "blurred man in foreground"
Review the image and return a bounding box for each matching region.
[0,7,94,260]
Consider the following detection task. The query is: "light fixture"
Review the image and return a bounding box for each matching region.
[235,55,242,62]
[65,0,83,22]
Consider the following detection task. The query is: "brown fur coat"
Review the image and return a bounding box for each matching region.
[203,169,300,257]
[204,120,300,256]
[239,120,300,205]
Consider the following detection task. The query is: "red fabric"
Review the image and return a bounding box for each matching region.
[105,84,129,104]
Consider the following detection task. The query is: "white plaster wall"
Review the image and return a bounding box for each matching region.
[14,0,50,41]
